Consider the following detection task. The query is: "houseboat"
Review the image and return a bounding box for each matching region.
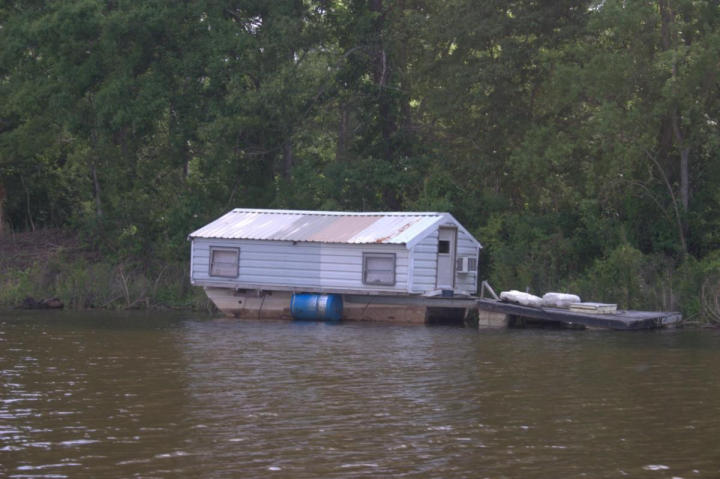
[188,208,482,323]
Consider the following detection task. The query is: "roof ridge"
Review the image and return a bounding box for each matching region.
[230,208,444,216]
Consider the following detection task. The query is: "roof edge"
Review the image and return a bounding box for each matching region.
[187,236,409,245]
[229,208,446,217]
[187,209,481,247]
[405,213,483,250]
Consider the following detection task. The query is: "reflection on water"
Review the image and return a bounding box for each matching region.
[1,311,720,478]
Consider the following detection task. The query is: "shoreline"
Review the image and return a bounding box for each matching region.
[0,229,212,312]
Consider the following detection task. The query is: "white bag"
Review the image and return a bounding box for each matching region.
[542,292,581,309]
[499,290,543,308]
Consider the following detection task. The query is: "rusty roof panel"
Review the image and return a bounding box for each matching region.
[307,215,379,243]
[188,209,446,245]
[348,216,425,244]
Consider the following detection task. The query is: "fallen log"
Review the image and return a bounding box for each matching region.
[18,296,64,310]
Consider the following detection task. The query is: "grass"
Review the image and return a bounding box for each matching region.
[0,229,214,312]
[0,257,214,312]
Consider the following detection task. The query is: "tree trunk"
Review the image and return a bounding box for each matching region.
[369,0,395,161]
[659,0,689,254]
[20,176,35,232]
[369,0,406,208]
[183,148,190,180]
[90,127,103,218]
[0,182,5,236]
[91,158,103,218]
[282,138,294,178]
[336,103,349,162]
[659,0,674,50]
[170,99,191,180]
[671,110,690,213]
[679,146,689,211]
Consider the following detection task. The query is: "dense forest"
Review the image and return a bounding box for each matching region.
[1,1,719,321]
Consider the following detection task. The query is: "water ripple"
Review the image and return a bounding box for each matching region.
[1,314,720,478]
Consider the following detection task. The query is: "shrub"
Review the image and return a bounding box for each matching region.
[0,254,212,312]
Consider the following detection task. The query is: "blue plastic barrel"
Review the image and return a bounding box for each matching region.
[290,293,343,321]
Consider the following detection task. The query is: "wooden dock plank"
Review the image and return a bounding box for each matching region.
[476,299,681,330]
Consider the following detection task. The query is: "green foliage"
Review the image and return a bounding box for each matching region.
[2,0,720,321]
[479,212,579,295]
[0,267,37,306]
[0,254,211,311]
[570,244,653,310]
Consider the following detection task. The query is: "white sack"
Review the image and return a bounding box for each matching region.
[499,290,543,308]
[542,292,581,309]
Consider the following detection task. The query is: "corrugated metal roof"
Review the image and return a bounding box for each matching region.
[188,209,448,245]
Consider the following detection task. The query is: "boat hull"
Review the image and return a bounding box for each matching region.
[203,287,446,324]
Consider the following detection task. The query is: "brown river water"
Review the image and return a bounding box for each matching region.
[1,311,719,478]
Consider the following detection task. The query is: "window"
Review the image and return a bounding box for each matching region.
[456,257,478,272]
[210,248,239,277]
[438,240,450,254]
[363,253,396,286]
[468,257,477,270]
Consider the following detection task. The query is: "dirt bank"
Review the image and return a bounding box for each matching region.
[0,229,86,272]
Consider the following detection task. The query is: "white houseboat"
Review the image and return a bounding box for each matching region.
[188,209,482,323]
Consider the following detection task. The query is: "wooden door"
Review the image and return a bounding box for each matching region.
[436,227,457,289]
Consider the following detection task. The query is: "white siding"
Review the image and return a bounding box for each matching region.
[191,238,408,293]
[455,228,480,293]
[409,230,438,293]
[409,226,479,294]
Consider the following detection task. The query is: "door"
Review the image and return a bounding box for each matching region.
[436,227,457,289]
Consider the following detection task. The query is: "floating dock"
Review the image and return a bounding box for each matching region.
[204,283,681,329]
[476,298,682,330]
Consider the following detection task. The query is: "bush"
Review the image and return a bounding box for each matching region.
[697,251,720,325]
[568,243,651,310]
[566,246,720,324]
[0,254,212,311]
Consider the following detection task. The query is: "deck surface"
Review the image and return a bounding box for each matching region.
[476,299,682,330]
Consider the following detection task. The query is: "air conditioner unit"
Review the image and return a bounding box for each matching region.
[456,256,477,274]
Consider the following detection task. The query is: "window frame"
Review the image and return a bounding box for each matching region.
[209,247,240,278]
[468,257,478,271]
[438,240,451,254]
[455,256,478,273]
[362,252,396,286]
